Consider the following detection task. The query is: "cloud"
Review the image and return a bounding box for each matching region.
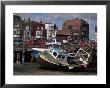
[15,13,32,19]
[47,13,97,21]
[16,13,97,23]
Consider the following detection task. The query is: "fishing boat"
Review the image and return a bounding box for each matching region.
[31,37,93,70]
[32,47,90,70]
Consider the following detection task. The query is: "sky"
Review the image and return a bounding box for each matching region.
[15,13,97,40]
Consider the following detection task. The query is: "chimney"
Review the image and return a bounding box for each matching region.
[40,21,42,24]
[28,17,30,23]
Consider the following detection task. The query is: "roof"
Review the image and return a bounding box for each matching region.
[64,18,81,26]
[56,29,71,35]
[64,18,88,26]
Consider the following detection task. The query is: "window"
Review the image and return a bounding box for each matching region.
[17,30,20,34]
[27,32,30,36]
[36,31,43,38]
[41,27,43,30]
[26,26,29,30]
[14,23,19,28]
[62,55,65,59]
[82,27,87,31]
[57,55,62,58]
[14,30,16,35]
[14,30,20,35]
[72,26,78,30]
[49,26,54,30]
[73,33,79,35]
[34,40,38,42]
[53,52,57,56]
[68,26,72,30]
[37,27,39,30]
[51,26,54,29]
[52,39,55,42]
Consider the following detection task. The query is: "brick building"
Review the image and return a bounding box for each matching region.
[56,29,71,43]
[31,21,47,48]
[45,23,57,40]
[32,21,46,38]
[63,18,89,43]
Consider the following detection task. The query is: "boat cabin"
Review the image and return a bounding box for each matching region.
[49,48,74,60]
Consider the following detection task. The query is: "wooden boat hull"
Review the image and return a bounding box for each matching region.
[36,56,84,71]
[37,57,66,70]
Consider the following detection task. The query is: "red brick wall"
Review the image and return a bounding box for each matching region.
[56,35,69,42]
[32,22,46,38]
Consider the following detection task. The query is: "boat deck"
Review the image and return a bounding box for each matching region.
[40,51,83,68]
[40,51,60,65]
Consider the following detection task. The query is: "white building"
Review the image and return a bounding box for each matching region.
[14,28,22,38]
[45,23,61,47]
[45,23,57,39]
[24,25,32,40]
